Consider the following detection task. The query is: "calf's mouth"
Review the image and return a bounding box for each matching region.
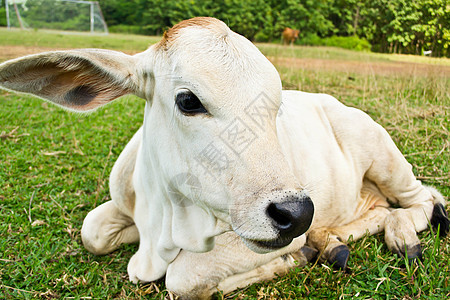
[236,194,314,253]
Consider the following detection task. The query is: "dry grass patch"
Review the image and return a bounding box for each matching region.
[269,56,450,77]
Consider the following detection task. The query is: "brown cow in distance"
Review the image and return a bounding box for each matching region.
[282,27,300,45]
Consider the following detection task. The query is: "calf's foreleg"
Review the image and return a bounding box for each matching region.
[81,200,139,255]
[166,232,311,299]
[307,205,390,269]
[365,127,448,259]
[81,128,142,255]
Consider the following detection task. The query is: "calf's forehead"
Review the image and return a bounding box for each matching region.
[153,21,282,107]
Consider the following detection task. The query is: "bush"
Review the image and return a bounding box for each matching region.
[0,8,6,27]
[299,33,323,46]
[254,31,271,42]
[298,34,371,52]
[109,24,143,35]
[323,36,371,51]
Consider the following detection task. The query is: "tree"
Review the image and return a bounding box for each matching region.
[96,0,449,57]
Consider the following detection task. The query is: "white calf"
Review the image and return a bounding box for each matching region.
[0,17,448,299]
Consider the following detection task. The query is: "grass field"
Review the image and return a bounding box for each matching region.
[0,28,449,299]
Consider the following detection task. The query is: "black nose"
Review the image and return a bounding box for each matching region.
[266,196,314,239]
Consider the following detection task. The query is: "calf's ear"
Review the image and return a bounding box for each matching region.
[0,49,140,111]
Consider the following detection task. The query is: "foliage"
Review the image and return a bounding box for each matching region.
[108,24,142,35]
[7,0,90,31]
[95,0,448,57]
[4,0,107,32]
[351,0,450,57]
[299,34,371,51]
[0,6,5,27]
[2,0,448,56]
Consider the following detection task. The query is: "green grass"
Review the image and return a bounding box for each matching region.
[0,27,159,52]
[258,43,450,66]
[0,29,449,299]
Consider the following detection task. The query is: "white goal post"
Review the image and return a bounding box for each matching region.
[4,0,108,34]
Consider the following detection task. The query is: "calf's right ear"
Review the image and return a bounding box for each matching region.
[0,49,141,112]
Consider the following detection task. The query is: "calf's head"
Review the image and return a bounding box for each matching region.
[0,17,313,255]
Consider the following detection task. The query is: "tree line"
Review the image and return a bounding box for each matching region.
[1,0,448,57]
[99,0,449,57]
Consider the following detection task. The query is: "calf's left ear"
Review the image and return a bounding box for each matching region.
[0,49,140,111]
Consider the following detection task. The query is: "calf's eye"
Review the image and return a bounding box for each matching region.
[176,91,207,115]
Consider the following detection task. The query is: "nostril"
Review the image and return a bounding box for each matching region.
[267,202,292,230]
[266,197,314,239]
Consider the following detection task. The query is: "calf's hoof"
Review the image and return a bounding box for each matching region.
[328,244,350,270]
[430,203,449,237]
[394,243,422,264]
[300,245,319,263]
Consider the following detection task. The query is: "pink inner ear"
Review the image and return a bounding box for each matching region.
[39,69,131,111]
[65,85,99,107]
